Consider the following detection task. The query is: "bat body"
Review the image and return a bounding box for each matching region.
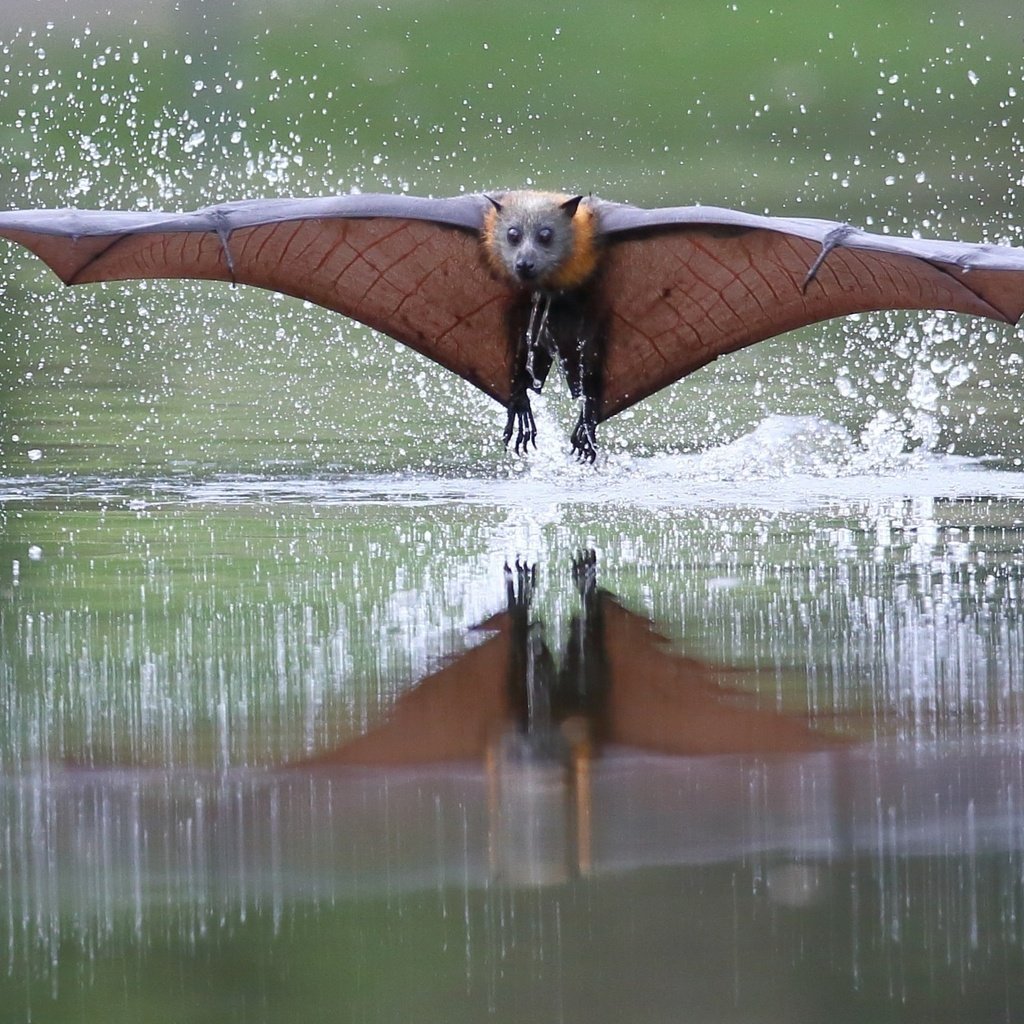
[2,189,1024,460]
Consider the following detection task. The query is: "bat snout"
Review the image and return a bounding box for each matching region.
[514,255,538,281]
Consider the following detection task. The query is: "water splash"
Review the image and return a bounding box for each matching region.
[3,413,1020,514]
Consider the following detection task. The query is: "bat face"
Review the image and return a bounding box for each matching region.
[1,189,1023,463]
[482,191,599,291]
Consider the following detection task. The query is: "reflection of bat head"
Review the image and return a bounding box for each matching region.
[482,191,599,291]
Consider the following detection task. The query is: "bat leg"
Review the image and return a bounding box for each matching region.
[569,398,598,463]
[571,549,598,598]
[503,389,538,454]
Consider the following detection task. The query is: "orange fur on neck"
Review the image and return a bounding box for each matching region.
[481,202,507,279]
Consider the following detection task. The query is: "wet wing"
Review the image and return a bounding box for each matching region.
[0,194,518,405]
[596,202,1024,421]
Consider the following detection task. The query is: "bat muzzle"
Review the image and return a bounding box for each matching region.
[514,257,538,282]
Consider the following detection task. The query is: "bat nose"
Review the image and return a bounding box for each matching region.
[515,256,537,280]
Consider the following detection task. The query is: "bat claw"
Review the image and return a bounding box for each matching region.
[505,558,536,609]
[571,439,597,463]
[504,393,537,455]
[570,410,598,463]
[802,224,855,292]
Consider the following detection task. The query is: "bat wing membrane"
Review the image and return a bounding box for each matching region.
[6,193,1024,426]
[595,202,1024,421]
[0,193,518,405]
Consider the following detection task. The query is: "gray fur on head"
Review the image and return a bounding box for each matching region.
[486,192,583,287]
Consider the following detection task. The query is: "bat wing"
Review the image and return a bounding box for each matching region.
[0,193,518,405]
[597,593,842,755]
[295,608,515,766]
[595,201,1024,420]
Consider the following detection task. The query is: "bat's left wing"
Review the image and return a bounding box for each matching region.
[595,201,1024,421]
[298,609,515,766]
[0,193,519,405]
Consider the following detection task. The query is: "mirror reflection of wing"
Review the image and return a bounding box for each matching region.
[567,550,844,755]
[4,191,1024,459]
[300,608,517,767]
[298,561,542,767]
[296,557,845,768]
[594,591,844,755]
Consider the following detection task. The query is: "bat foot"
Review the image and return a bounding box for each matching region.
[572,440,597,464]
[503,393,537,455]
[503,558,537,610]
[570,412,598,464]
[571,549,598,597]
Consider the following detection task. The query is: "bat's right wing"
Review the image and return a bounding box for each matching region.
[598,592,843,755]
[0,193,518,406]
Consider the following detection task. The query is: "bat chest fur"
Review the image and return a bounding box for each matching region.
[509,283,606,401]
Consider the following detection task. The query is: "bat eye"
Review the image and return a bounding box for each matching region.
[536,227,554,247]
[506,226,522,246]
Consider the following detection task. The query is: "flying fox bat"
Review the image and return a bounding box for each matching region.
[2,189,1024,460]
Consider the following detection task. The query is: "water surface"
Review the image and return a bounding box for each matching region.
[4,420,1024,1021]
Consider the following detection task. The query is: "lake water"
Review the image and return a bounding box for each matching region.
[4,414,1024,1021]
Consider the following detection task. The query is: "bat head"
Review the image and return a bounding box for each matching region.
[483,190,599,292]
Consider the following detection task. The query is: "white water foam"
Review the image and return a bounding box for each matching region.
[3,415,1023,513]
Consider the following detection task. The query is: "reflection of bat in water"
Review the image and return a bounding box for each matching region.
[303,555,844,767]
[3,191,1024,459]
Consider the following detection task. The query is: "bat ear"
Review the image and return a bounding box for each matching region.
[560,195,585,219]
[485,194,503,212]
